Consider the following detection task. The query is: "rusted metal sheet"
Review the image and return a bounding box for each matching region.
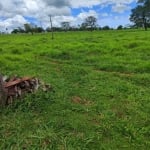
[4,77,32,88]
[0,75,52,106]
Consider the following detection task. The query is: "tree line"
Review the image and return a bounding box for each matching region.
[11,16,127,34]
[11,0,150,34]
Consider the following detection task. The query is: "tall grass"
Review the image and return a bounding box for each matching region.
[0,30,150,149]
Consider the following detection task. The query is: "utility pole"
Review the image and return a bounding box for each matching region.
[49,15,54,39]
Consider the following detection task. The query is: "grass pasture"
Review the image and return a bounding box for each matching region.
[0,30,150,149]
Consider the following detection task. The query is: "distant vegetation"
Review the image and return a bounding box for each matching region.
[11,16,114,34]
[0,0,149,35]
[4,1,147,34]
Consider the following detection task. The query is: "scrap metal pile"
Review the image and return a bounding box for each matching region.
[0,75,52,106]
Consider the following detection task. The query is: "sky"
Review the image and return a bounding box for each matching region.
[0,0,137,32]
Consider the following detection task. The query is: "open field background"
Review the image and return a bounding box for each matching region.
[0,30,150,149]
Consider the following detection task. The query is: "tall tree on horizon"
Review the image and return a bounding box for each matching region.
[130,0,150,30]
[61,22,70,32]
[84,16,97,31]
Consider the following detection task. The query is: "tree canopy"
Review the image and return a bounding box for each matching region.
[83,16,97,31]
[130,0,150,30]
[61,22,70,31]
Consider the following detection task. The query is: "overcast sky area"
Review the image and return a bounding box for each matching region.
[0,0,137,32]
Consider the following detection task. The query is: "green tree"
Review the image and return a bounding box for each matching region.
[11,27,25,34]
[80,22,88,30]
[61,22,70,32]
[130,0,150,30]
[83,16,97,31]
[117,25,123,30]
[24,23,34,34]
[102,26,110,30]
[11,29,19,34]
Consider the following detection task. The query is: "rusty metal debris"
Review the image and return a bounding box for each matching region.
[0,75,52,106]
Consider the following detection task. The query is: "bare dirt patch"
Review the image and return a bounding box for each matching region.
[72,96,93,106]
[94,69,134,77]
[50,60,63,65]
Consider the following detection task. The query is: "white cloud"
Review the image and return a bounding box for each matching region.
[112,3,131,13]
[78,10,98,20]
[101,13,109,17]
[70,0,135,9]
[70,0,100,8]
[0,15,27,32]
[0,0,136,32]
[47,10,99,27]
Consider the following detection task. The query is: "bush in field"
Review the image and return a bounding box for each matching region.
[117,25,123,30]
[102,26,110,30]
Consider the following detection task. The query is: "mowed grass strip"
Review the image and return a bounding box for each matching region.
[0,30,150,149]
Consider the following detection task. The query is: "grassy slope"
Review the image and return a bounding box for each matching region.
[0,30,150,149]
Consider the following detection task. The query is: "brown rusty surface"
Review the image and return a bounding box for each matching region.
[4,77,32,88]
[0,75,52,106]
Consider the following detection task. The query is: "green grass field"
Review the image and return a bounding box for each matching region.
[0,30,150,149]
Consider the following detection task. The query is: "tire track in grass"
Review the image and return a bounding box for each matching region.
[93,69,134,77]
[49,59,135,78]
